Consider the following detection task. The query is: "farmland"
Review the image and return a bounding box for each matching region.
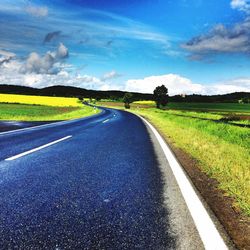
[0,93,82,107]
[99,100,250,217]
[134,100,250,113]
[0,94,99,121]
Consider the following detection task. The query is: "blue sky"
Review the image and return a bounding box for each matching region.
[0,0,250,95]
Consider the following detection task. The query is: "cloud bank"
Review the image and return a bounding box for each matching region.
[125,74,250,95]
[0,56,249,95]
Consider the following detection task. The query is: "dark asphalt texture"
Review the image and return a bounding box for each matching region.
[0,108,176,249]
[0,120,58,132]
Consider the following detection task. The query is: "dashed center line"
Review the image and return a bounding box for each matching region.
[5,135,72,161]
[102,119,110,124]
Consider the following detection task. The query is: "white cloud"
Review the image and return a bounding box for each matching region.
[57,70,69,77]
[23,74,43,87]
[0,46,118,91]
[21,43,69,74]
[25,5,48,17]
[125,74,250,95]
[182,21,250,59]
[0,54,249,95]
[125,74,204,95]
[231,0,250,13]
[206,78,250,95]
[183,0,250,59]
[21,52,53,74]
[56,43,69,59]
[0,57,113,90]
[0,49,15,58]
[102,70,122,81]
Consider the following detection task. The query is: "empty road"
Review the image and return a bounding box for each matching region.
[0,108,228,249]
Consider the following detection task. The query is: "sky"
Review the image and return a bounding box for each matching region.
[0,0,250,95]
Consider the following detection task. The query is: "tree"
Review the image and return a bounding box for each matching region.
[242,97,250,104]
[123,93,133,109]
[78,96,83,102]
[153,85,168,108]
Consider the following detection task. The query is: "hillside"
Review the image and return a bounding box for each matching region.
[0,85,153,101]
[0,84,249,103]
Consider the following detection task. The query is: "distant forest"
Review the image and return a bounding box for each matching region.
[0,84,249,103]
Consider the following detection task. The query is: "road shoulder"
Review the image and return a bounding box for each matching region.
[141,117,237,250]
[167,140,250,250]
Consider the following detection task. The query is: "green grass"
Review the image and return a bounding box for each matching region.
[133,101,250,113]
[163,109,224,120]
[0,103,99,121]
[100,101,250,217]
[168,102,250,113]
[136,109,250,216]
[230,120,250,126]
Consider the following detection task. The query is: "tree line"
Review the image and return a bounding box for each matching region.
[123,85,168,109]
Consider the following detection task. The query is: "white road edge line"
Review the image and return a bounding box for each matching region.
[139,115,228,250]
[5,135,72,161]
[102,119,110,123]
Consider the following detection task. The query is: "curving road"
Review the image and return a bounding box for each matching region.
[0,108,206,249]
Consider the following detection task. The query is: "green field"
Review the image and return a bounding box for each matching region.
[133,101,250,126]
[168,102,250,113]
[133,101,250,113]
[100,101,250,217]
[0,103,99,121]
[0,93,100,121]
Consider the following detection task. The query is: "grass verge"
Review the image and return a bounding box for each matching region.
[133,108,250,216]
[100,102,250,217]
[0,103,99,121]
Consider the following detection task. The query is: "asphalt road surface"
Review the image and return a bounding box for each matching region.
[0,108,209,249]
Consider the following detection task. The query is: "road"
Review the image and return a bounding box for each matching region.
[0,108,224,249]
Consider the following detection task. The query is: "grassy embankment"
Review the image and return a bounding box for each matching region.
[0,94,99,121]
[100,101,250,217]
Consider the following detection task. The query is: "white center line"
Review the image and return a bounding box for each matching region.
[5,135,72,161]
[102,119,110,123]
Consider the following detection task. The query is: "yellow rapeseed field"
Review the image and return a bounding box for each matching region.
[0,93,82,107]
[133,100,155,105]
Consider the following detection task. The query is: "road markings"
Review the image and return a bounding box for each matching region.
[102,119,110,123]
[5,136,72,161]
[139,115,228,250]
